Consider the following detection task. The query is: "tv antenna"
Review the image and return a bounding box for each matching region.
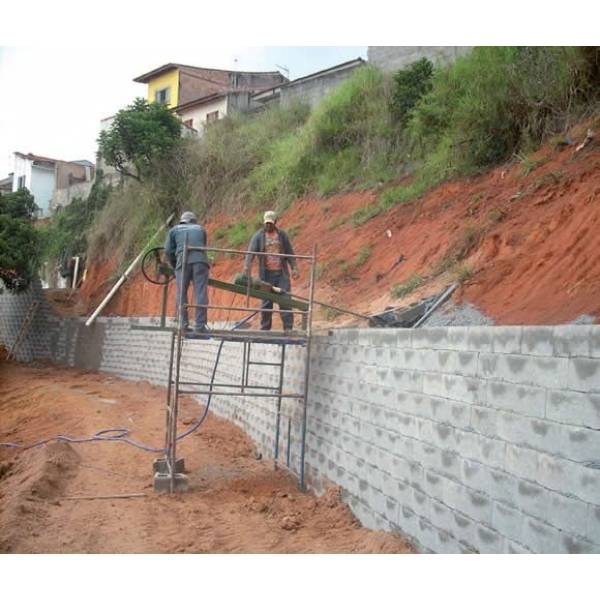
[275,64,290,80]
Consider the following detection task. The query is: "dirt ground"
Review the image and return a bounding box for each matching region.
[0,360,413,554]
[69,119,600,327]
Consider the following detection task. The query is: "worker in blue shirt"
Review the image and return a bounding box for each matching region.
[164,211,209,333]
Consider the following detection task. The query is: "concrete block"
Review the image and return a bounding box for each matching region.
[505,444,540,482]
[537,454,600,505]
[591,328,600,358]
[559,425,600,463]
[412,328,448,350]
[442,478,493,524]
[521,327,555,357]
[479,353,569,388]
[567,357,600,393]
[453,431,506,471]
[553,326,593,358]
[503,538,531,553]
[586,505,600,542]
[521,516,562,553]
[491,327,523,354]
[483,381,546,418]
[391,368,424,393]
[423,372,485,404]
[492,501,524,542]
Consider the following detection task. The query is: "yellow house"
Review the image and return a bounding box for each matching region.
[144,67,180,108]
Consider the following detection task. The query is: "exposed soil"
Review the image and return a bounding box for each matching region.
[70,120,600,326]
[0,360,413,554]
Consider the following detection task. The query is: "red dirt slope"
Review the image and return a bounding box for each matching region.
[75,122,600,326]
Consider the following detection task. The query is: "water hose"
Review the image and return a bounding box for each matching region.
[0,311,258,453]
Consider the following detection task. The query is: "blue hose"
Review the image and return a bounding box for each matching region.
[0,312,258,453]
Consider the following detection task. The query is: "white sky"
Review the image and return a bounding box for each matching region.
[0,46,366,176]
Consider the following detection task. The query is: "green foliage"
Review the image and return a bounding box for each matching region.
[390,58,434,126]
[409,47,600,178]
[98,98,182,182]
[41,175,110,274]
[353,244,373,267]
[391,273,425,299]
[0,189,41,291]
[452,262,474,284]
[351,203,383,226]
[518,155,548,177]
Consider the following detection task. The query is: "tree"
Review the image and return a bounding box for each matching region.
[97,98,182,182]
[0,189,41,292]
[390,58,434,126]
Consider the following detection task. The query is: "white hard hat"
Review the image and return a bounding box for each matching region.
[263,210,277,224]
[180,211,197,223]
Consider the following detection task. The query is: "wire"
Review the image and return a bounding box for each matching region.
[0,311,259,453]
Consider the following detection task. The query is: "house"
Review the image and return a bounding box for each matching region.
[0,174,13,196]
[251,58,366,111]
[11,152,95,217]
[132,63,288,134]
[367,46,472,72]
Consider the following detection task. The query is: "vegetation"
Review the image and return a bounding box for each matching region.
[98,98,182,182]
[353,244,373,268]
[84,47,600,262]
[41,174,110,274]
[0,189,42,291]
[391,273,425,299]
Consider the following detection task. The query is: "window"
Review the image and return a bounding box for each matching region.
[17,175,26,189]
[183,118,194,129]
[155,87,170,105]
[206,110,219,124]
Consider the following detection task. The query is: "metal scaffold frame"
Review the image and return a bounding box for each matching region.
[156,237,318,494]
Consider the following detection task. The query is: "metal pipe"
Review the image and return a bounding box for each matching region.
[85,213,174,326]
[273,344,286,467]
[72,256,80,289]
[286,417,292,468]
[187,246,314,260]
[177,390,305,398]
[413,283,458,328]
[184,304,304,314]
[299,245,317,491]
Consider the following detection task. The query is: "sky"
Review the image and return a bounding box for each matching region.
[0,46,366,177]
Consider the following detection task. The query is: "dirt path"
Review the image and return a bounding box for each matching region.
[0,361,413,554]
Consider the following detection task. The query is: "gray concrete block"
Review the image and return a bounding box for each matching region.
[505,444,540,482]
[553,326,593,358]
[521,327,555,357]
[442,478,493,524]
[483,381,546,418]
[492,501,524,542]
[537,454,600,505]
[491,327,523,355]
[591,328,600,358]
[492,353,570,388]
[412,328,447,350]
[567,357,600,393]
[520,516,562,553]
[423,372,485,404]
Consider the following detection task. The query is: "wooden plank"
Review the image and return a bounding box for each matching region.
[207,278,308,311]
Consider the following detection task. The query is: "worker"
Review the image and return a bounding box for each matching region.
[164,211,210,333]
[244,210,299,331]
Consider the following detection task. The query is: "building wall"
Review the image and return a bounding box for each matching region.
[178,96,228,133]
[177,68,229,107]
[11,155,32,193]
[2,284,600,554]
[50,180,94,212]
[368,46,472,72]
[280,63,364,109]
[146,68,180,108]
[30,165,56,216]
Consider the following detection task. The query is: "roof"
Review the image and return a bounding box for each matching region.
[71,160,95,168]
[174,91,230,113]
[14,151,59,164]
[133,62,285,84]
[285,58,366,88]
[0,175,13,188]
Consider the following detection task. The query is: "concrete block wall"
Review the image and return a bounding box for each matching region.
[2,285,600,553]
[368,46,472,72]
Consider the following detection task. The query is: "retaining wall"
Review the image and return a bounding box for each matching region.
[1,285,599,553]
[367,46,472,72]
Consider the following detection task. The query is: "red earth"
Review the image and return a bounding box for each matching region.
[66,120,600,327]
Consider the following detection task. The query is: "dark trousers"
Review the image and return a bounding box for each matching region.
[175,262,209,328]
[261,270,293,331]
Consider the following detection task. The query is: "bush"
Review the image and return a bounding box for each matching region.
[390,58,434,126]
[409,47,600,178]
[391,273,425,299]
[0,189,41,291]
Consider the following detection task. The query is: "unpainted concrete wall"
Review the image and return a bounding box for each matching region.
[368,46,472,72]
[1,285,600,553]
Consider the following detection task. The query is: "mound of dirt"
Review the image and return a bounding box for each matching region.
[0,442,81,552]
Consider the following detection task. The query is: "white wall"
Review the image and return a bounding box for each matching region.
[11,155,55,216]
[11,155,32,192]
[30,165,55,216]
[178,97,228,135]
